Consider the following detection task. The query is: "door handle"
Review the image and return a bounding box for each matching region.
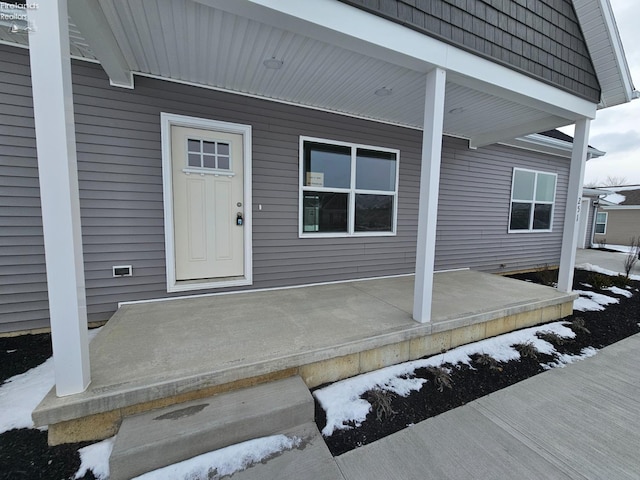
[236,213,243,226]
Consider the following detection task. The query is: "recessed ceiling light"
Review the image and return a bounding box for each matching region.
[374,87,393,96]
[263,58,283,69]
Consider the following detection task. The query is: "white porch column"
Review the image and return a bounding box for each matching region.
[557,118,591,293]
[28,0,91,395]
[413,67,446,323]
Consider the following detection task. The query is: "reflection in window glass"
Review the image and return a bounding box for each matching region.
[203,155,216,169]
[188,153,201,167]
[187,139,200,153]
[512,170,535,201]
[202,141,216,154]
[218,143,230,155]
[303,192,348,232]
[595,212,607,234]
[304,143,351,188]
[533,204,552,230]
[509,169,556,232]
[355,194,393,231]
[356,149,396,191]
[218,156,230,170]
[535,174,556,202]
[300,139,398,236]
[509,202,532,230]
[186,139,231,171]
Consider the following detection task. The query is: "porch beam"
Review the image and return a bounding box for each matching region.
[557,118,591,293]
[28,0,91,396]
[469,117,569,149]
[413,67,447,323]
[68,0,133,89]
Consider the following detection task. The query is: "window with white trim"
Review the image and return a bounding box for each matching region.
[595,212,607,234]
[509,168,557,232]
[299,138,399,236]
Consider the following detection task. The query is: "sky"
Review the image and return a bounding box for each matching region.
[560,0,640,187]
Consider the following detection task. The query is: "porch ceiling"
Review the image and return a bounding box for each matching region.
[95,0,576,141]
[4,0,597,144]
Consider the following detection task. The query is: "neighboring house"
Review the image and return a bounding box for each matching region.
[579,187,611,248]
[593,187,640,245]
[0,1,636,393]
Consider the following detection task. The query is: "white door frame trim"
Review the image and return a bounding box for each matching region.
[161,113,253,292]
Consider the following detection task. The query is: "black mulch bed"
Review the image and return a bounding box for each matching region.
[315,268,640,456]
[0,334,97,480]
[0,269,638,478]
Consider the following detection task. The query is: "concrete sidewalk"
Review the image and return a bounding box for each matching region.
[335,333,640,480]
[576,247,640,276]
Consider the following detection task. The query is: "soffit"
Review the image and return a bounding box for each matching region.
[91,0,575,140]
[0,0,587,143]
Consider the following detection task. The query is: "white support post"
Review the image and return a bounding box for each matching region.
[557,118,591,293]
[413,68,446,323]
[28,0,91,396]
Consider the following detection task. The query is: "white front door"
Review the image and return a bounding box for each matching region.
[171,125,245,281]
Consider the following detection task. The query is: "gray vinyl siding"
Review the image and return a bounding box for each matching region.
[1,44,570,331]
[0,46,50,333]
[436,139,568,272]
[339,0,600,102]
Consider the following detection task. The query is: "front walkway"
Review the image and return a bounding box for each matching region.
[33,269,574,444]
[576,247,640,276]
[337,332,640,479]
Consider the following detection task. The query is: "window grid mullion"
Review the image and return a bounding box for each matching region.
[348,147,357,235]
[529,173,538,230]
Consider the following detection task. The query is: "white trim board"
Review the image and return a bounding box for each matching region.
[161,113,253,293]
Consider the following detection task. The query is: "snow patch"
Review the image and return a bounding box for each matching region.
[605,286,633,298]
[577,263,640,281]
[0,327,102,435]
[315,322,576,437]
[573,290,619,312]
[0,358,54,433]
[602,193,626,204]
[75,437,115,480]
[601,244,636,254]
[132,434,302,480]
[548,347,599,368]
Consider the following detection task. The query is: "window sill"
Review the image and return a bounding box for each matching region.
[299,231,397,238]
[507,229,553,234]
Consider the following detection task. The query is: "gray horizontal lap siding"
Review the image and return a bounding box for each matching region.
[1,44,569,331]
[0,46,49,332]
[436,139,568,272]
[339,0,600,102]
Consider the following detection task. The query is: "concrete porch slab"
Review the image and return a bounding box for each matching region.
[33,270,576,444]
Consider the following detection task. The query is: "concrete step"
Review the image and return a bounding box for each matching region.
[109,375,314,480]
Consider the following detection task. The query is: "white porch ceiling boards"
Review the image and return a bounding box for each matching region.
[92,0,575,140]
[98,0,427,128]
